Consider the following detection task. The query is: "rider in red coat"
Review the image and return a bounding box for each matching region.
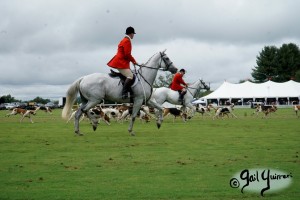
[170,69,188,102]
[107,26,138,99]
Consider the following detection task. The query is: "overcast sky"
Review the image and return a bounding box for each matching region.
[1,0,300,101]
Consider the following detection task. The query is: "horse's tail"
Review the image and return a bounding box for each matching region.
[62,77,83,120]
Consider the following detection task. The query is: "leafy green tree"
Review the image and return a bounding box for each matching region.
[194,80,211,98]
[277,43,300,81]
[31,96,51,104]
[153,73,174,88]
[295,70,300,81]
[252,43,300,82]
[0,94,20,103]
[251,45,279,82]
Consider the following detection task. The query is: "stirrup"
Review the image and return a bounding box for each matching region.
[122,92,130,99]
[178,98,184,105]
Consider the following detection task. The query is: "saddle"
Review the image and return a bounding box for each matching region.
[108,70,136,102]
[109,70,126,82]
[108,70,136,85]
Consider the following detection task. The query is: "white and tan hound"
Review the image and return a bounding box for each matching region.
[213,103,237,120]
[6,107,39,123]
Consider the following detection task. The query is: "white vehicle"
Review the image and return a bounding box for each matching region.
[4,103,16,110]
[192,98,207,106]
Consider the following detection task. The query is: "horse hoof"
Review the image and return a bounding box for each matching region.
[130,132,135,136]
[157,123,161,129]
[75,131,84,136]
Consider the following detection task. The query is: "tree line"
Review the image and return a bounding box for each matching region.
[0,94,52,104]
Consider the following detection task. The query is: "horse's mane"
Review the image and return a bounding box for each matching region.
[144,52,159,65]
[191,79,201,86]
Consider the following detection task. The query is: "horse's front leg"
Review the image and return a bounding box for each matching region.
[147,99,163,129]
[128,99,143,136]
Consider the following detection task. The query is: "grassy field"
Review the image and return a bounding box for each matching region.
[0,108,299,200]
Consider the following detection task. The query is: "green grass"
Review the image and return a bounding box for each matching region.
[0,108,299,200]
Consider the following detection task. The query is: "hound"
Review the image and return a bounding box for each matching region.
[253,104,277,118]
[251,104,262,116]
[118,108,150,123]
[66,109,86,123]
[140,105,155,119]
[101,107,121,121]
[213,103,237,120]
[210,104,229,118]
[163,107,187,122]
[261,105,277,118]
[195,104,212,117]
[38,106,52,114]
[88,107,111,125]
[6,107,39,123]
[294,105,300,117]
[67,107,110,125]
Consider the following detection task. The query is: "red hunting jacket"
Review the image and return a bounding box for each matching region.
[170,73,187,91]
[107,36,137,69]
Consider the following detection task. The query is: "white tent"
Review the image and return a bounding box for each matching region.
[201,80,300,105]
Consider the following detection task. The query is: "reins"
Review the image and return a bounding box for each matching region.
[133,53,171,103]
[186,81,202,96]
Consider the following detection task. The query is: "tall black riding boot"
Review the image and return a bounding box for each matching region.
[122,78,132,99]
[178,90,187,103]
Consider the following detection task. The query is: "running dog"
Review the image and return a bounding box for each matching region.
[6,107,39,123]
[163,107,187,122]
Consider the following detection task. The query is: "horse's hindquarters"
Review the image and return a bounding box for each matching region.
[79,74,123,101]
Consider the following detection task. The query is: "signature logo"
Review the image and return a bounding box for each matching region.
[230,168,292,196]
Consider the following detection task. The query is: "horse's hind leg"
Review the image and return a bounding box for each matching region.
[74,108,84,135]
[75,101,98,135]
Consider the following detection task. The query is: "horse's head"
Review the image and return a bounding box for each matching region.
[160,50,178,74]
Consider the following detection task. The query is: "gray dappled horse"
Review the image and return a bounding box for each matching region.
[151,79,203,118]
[62,50,178,136]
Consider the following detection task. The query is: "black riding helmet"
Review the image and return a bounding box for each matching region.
[126,26,136,34]
[179,69,186,73]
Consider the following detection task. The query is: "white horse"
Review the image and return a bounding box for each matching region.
[62,50,178,136]
[151,79,203,118]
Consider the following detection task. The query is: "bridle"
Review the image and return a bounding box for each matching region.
[133,52,175,103]
[134,52,175,86]
[136,52,173,72]
[186,80,202,96]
